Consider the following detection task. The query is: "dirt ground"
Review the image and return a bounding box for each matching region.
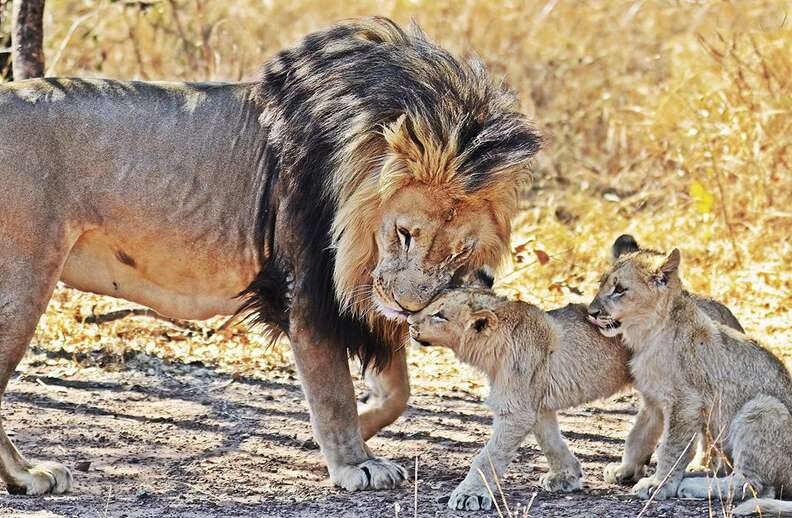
[0,348,720,518]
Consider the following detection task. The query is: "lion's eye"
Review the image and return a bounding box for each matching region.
[431,312,447,322]
[612,283,627,296]
[397,227,411,250]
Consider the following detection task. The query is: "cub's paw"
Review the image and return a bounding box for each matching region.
[604,462,644,484]
[540,468,583,493]
[632,476,680,500]
[7,461,73,496]
[676,477,712,499]
[331,457,407,491]
[448,482,493,511]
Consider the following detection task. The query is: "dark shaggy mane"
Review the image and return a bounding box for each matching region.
[241,17,541,370]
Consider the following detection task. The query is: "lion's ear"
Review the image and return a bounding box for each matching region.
[466,309,498,335]
[610,234,640,262]
[381,113,463,189]
[653,248,680,286]
[382,114,427,166]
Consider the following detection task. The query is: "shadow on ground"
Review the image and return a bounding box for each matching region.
[0,349,716,517]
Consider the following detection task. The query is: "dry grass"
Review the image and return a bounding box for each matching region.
[2,0,789,387]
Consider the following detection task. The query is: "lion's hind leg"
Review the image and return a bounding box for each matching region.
[605,397,663,485]
[358,347,410,440]
[534,410,582,492]
[0,233,74,495]
[678,394,792,512]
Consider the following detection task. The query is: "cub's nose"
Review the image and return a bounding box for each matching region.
[407,313,418,325]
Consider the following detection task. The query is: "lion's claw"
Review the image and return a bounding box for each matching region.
[604,462,645,484]
[541,468,583,492]
[632,476,680,500]
[448,483,493,511]
[332,457,407,491]
[6,461,72,496]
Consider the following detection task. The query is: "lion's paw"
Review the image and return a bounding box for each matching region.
[448,482,493,511]
[331,457,407,491]
[676,477,711,499]
[632,476,680,500]
[604,462,644,485]
[7,461,72,496]
[540,468,583,493]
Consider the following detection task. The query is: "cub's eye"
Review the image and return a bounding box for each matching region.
[397,227,411,250]
[431,312,447,322]
[612,283,627,295]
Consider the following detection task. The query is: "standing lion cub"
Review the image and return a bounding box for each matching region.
[408,288,632,510]
[588,247,792,515]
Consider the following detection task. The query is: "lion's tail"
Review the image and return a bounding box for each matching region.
[732,498,792,516]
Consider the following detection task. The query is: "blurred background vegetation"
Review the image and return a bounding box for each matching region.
[1,0,789,391]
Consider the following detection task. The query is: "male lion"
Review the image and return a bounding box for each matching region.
[589,248,792,514]
[0,18,541,495]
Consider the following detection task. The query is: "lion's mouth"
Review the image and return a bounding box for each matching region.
[408,327,432,347]
[372,279,412,321]
[588,314,622,335]
[377,304,410,321]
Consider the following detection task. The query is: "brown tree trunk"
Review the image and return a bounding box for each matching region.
[11,0,44,80]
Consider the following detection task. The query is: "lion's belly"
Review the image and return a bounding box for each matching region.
[61,230,257,320]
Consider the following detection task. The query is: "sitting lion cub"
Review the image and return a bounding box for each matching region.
[588,247,792,515]
[408,287,633,511]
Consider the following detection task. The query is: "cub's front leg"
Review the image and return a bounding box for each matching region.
[448,413,534,511]
[605,397,663,484]
[632,400,700,500]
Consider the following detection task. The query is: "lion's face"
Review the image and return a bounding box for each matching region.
[588,249,681,338]
[371,184,503,320]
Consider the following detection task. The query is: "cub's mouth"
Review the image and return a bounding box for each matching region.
[588,314,622,337]
[408,327,433,347]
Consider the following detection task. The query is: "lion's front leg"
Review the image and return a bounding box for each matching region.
[289,315,407,491]
[358,347,410,440]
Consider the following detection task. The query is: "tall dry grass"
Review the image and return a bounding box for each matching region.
[1,1,789,387]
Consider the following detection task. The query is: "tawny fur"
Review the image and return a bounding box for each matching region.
[589,248,792,510]
[0,17,542,496]
[408,288,633,511]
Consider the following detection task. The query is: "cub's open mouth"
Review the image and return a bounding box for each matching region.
[588,315,621,331]
[408,327,432,347]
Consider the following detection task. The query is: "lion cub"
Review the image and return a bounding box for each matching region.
[408,288,633,511]
[589,248,792,515]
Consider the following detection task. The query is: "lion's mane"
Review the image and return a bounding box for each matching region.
[241,17,542,369]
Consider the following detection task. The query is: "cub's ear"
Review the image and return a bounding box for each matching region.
[452,268,494,289]
[610,234,640,262]
[466,309,498,335]
[654,248,681,286]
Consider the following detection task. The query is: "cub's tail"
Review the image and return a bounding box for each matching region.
[733,498,792,516]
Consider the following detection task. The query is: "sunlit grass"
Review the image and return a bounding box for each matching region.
[2,0,787,384]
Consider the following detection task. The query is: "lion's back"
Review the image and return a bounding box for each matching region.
[544,303,632,407]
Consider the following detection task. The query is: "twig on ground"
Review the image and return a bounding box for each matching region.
[414,455,419,518]
[476,466,504,518]
[637,433,698,518]
[82,308,201,332]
